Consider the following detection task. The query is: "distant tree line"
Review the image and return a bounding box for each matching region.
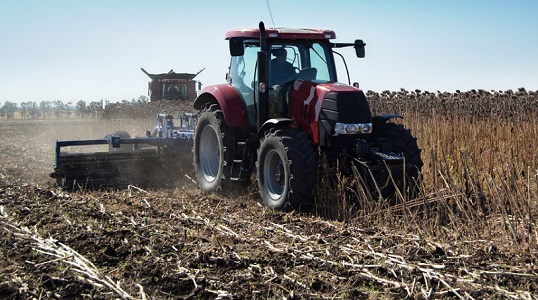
[3,89,537,121]
[0,96,148,120]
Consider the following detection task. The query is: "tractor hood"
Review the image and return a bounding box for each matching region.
[287,80,372,145]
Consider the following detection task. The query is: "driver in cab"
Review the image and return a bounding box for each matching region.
[270,48,296,86]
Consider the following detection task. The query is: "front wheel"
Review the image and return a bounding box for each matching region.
[257,128,317,210]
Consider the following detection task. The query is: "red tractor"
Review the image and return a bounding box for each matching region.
[193,22,422,210]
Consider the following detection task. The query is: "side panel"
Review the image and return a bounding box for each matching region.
[288,81,366,145]
[149,80,162,102]
[187,81,197,101]
[287,80,322,143]
[193,83,247,127]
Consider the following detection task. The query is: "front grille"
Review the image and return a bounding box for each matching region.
[319,91,372,147]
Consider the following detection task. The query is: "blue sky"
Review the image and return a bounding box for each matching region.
[1,0,537,104]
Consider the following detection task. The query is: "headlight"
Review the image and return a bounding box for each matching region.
[334,122,372,135]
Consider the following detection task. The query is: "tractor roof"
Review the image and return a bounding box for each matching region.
[225,27,336,40]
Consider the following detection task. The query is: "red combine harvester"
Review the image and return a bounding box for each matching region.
[141,67,204,102]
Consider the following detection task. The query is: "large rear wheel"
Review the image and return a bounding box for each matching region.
[193,104,235,193]
[257,128,317,210]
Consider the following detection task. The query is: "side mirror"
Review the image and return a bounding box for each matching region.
[229,37,244,56]
[354,39,366,58]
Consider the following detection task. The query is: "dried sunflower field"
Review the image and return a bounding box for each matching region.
[1,90,537,299]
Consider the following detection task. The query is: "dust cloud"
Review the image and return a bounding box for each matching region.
[0,118,155,187]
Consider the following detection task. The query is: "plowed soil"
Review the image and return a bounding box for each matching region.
[0,118,537,299]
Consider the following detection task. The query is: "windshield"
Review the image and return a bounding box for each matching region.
[269,42,335,85]
[162,81,187,100]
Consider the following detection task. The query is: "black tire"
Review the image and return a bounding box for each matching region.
[372,123,423,200]
[257,128,317,210]
[193,104,235,193]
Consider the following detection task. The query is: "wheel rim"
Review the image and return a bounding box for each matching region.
[263,149,285,200]
[199,125,220,182]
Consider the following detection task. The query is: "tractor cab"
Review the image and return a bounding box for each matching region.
[225,25,365,130]
[228,39,338,126]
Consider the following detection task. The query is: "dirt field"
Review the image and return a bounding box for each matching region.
[0,118,537,299]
